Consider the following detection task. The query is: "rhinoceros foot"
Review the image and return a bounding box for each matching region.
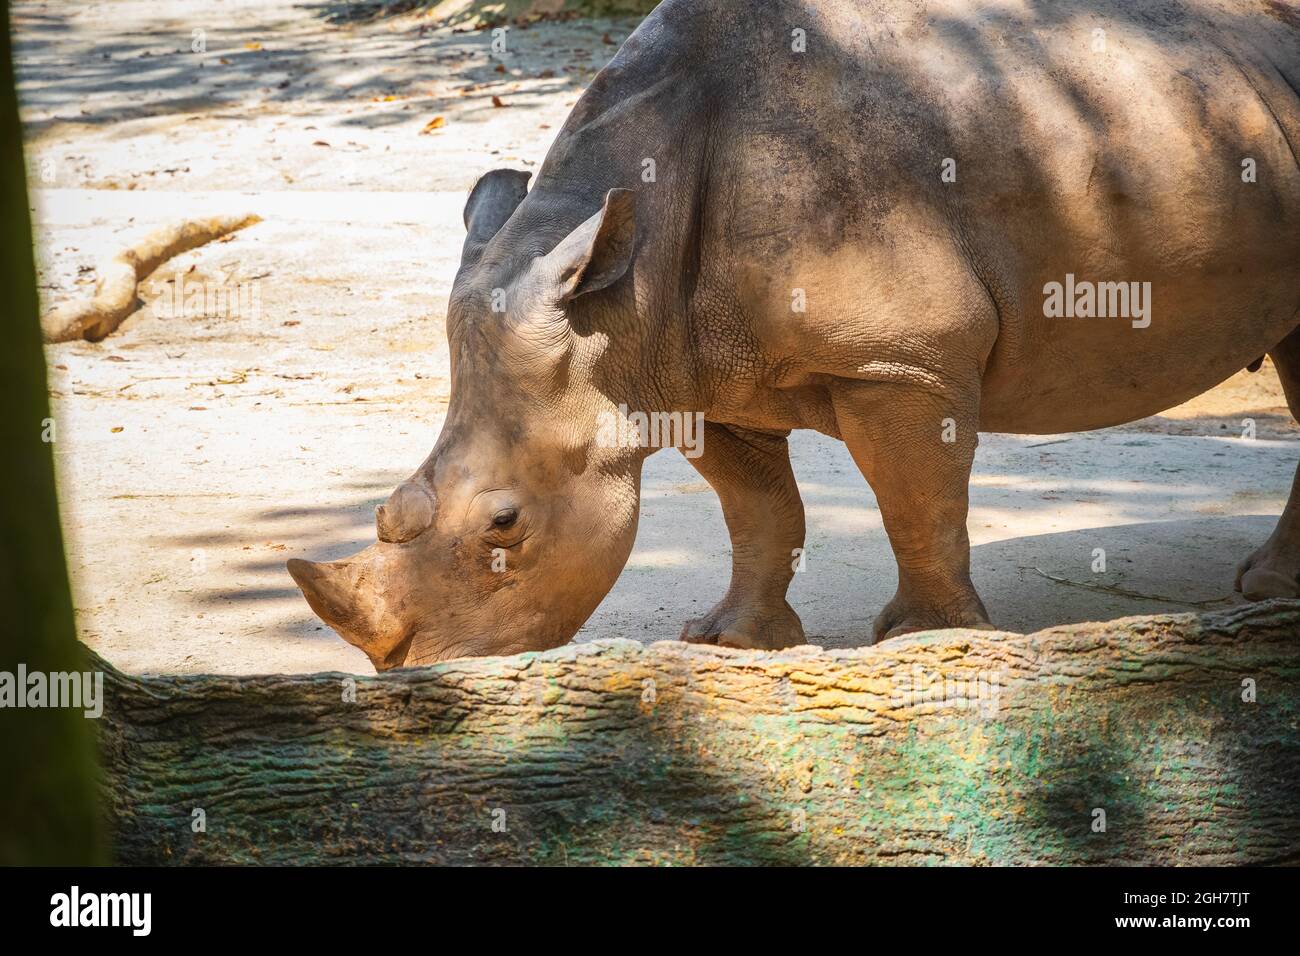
[871,588,995,644]
[680,598,805,651]
[1236,547,1300,601]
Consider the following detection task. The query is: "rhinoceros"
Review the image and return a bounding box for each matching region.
[288,0,1300,669]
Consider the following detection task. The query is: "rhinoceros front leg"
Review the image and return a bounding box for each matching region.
[832,379,993,642]
[679,422,806,649]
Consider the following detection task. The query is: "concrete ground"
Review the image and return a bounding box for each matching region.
[17,0,1299,674]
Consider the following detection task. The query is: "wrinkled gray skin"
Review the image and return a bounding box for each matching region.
[290,0,1300,670]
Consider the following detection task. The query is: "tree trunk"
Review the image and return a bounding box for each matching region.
[98,601,1300,865]
[0,0,104,865]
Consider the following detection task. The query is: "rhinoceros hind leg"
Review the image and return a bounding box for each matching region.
[1236,325,1300,600]
[678,422,806,650]
[832,378,993,643]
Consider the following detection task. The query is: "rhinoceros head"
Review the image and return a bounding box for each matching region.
[289,170,645,669]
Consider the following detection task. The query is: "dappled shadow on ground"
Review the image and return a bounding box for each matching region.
[153,423,1294,665]
[151,471,400,654]
[315,0,654,28]
[590,429,1293,649]
[1123,410,1298,440]
[12,0,632,140]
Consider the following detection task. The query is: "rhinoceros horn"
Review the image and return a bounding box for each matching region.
[285,556,362,632]
[286,546,415,670]
[374,480,434,543]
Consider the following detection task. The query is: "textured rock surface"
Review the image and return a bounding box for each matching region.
[98,601,1300,865]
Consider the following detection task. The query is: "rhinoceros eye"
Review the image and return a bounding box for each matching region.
[491,508,518,529]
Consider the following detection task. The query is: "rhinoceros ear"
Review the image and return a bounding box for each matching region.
[542,188,636,302]
[462,168,532,263]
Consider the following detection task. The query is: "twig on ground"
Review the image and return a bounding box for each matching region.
[1021,566,1233,608]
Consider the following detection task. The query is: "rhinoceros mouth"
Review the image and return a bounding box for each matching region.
[372,631,416,670]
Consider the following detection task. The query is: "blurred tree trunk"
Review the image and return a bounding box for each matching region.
[0,0,104,865]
